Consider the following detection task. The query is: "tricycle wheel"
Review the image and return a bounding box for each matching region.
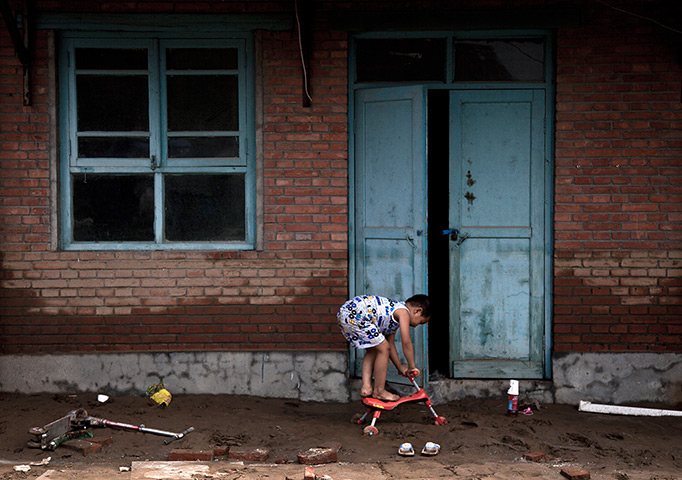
[434,416,448,425]
[363,425,379,436]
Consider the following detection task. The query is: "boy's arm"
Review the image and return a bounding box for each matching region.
[393,309,418,375]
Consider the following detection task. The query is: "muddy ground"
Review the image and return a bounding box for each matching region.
[0,390,680,479]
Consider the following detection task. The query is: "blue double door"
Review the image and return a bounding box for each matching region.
[353,86,548,381]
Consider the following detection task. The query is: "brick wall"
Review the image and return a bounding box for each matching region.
[0,1,349,354]
[1,0,680,357]
[553,1,682,352]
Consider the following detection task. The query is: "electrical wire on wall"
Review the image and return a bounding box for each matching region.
[593,0,681,101]
[295,0,313,106]
[594,0,682,35]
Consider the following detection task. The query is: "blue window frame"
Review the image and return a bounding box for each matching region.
[58,34,255,250]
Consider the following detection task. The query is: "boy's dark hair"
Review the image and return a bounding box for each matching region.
[406,294,431,318]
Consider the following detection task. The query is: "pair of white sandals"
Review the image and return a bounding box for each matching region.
[398,442,440,456]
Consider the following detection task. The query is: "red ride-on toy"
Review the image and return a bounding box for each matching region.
[352,376,448,436]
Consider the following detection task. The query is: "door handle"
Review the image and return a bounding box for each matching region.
[442,229,469,246]
[442,229,459,241]
[406,234,416,248]
[456,232,470,246]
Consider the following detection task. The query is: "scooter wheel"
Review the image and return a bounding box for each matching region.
[29,426,46,436]
[351,413,366,424]
[363,425,379,436]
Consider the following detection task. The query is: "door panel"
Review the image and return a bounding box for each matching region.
[449,90,545,378]
[363,238,415,296]
[352,86,427,383]
[459,238,531,359]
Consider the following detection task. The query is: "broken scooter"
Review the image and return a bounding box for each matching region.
[28,408,194,450]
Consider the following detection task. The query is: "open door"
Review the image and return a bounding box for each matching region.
[352,86,427,384]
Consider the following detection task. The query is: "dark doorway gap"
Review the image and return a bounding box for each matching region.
[427,89,451,378]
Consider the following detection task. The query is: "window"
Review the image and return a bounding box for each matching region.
[355,38,446,83]
[352,34,547,86]
[453,38,545,82]
[59,36,254,249]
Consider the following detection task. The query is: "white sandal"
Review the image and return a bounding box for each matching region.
[421,442,440,456]
[398,442,415,456]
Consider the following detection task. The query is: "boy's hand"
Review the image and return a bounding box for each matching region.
[398,366,420,379]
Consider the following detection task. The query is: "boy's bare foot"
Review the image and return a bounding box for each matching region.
[360,385,373,398]
[372,390,400,402]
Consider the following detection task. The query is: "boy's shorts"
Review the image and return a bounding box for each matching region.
[337,309,385,349]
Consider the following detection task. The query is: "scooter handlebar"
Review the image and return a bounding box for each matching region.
[164,426,195,445]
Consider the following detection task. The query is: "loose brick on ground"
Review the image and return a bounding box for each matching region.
[213,446,228,457]
[304,466,316,479]
[523,451,546,462]
[561,466,591,480]
[168,449,214,461]
[61,438,111,456]
[297,447,338,465]
[228,447,270,461]
[91,437,112,447]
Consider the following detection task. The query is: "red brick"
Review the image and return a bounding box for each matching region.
[297,444,341,465]
[168,449,214,461]
[228,447,270,462]
[61,439,105,456]
[523,451,546,462]
[561,466,591,480]
[91,437,113,447]
[213,446,228,457]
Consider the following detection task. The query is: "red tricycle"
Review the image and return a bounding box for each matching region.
[352,376,448,436]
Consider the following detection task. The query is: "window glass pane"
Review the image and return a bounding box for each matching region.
[78,137,150,158]
[356,38,446,82]
[63,38,253,248]
[72,174,154,241]
[77,75,149,131]
[454,39,544,81]
[165,175,245,241]
[76,48,148,70]
[167,75,238,131]
[168,136,239,158]
[167,48,238,70]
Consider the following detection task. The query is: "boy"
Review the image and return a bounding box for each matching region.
[337,294,431,402]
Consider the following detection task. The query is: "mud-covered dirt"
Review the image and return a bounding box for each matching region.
[0,391,680,479]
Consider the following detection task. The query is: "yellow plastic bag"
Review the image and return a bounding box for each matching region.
[146,383,172,407]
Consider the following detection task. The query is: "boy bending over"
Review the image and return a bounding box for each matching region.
[337,294,431,402]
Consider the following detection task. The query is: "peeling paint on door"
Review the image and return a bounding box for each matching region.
[353,86,427,384]
[449,89,545,379]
